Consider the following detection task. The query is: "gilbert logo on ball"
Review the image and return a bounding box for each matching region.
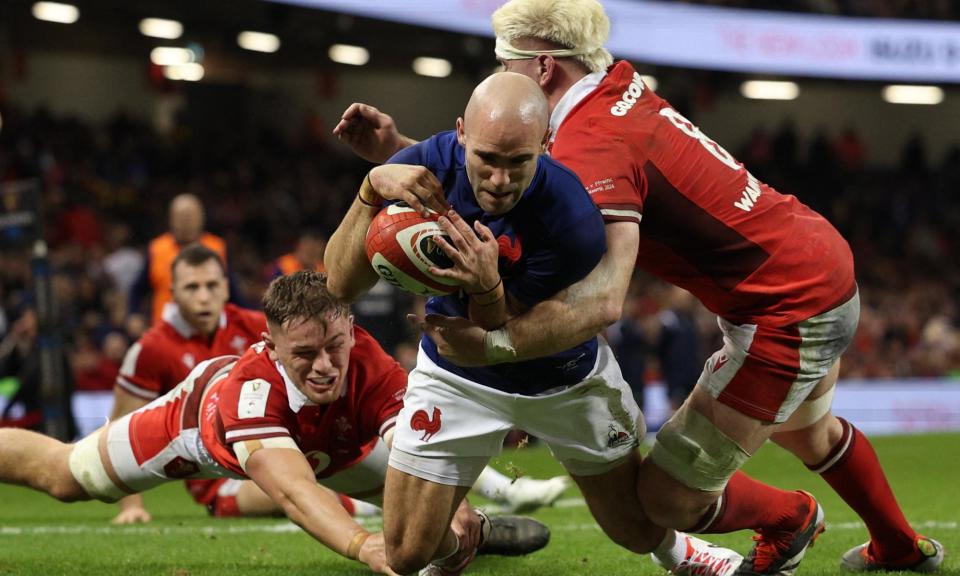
[365,202,459,296]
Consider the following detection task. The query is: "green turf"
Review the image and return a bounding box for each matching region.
[0,433,956,575]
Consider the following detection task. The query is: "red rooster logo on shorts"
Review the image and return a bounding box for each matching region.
[410,407,442,441]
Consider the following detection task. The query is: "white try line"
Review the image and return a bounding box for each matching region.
[1,505,957,537]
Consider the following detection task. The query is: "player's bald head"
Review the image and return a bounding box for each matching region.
[463,72,549,137]
[169,193,205,244]
[456,72,550,215]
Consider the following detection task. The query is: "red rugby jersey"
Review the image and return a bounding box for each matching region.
[550,61,855,325]
[200,326,406,481]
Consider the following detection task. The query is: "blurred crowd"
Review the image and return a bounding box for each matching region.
[684,0,960,20]
[0,96,958,426]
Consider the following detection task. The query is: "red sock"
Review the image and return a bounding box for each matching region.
[337,493,356,517]
[809,418,916,560]
[690,471,811,534]
[211,494,241,517]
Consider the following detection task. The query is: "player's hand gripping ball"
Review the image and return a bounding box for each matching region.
[365,202,459,296]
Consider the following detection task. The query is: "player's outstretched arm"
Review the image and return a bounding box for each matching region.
[421,222,638,365]
[244,446,398,575]
[332,103,417,164]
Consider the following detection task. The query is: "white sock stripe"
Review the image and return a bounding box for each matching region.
[811,424,854,474]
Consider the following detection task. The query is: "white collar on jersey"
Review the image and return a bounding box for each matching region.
[549,69,608,146]
[161,302,227,339]
[276,360,317,412]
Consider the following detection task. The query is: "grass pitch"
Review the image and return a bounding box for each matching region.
[0,433,956,575]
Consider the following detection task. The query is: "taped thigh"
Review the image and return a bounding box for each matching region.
[777,384,835,433]
[650,406,750,492]
[68,428,127,502]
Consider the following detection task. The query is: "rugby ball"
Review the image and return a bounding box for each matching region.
[365,202,459,296]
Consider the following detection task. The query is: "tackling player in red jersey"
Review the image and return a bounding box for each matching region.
[110,244,567,525]
[0,272,552,574]
[331,1,943,573]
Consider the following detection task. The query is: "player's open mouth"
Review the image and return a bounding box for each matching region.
[484,189,514,199]
[307,377,335,392]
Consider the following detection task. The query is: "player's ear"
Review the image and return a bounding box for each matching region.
[541,127,552,152]
[347,315,356,346]
[456,117,465,146]
[537,54,554,87]
[262,330,278,359]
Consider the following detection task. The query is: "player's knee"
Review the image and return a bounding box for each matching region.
[46,473,90,503]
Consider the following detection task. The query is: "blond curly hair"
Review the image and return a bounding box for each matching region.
[492,0,613,73]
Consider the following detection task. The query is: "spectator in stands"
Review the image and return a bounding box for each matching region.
[130,194,227,323]
[0,309,77,437]
[266,229,327,279]
[101,221,144,299]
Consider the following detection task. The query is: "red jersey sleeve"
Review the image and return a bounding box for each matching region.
[552,120,643,226]
[217,352,295,446]
[116,335,172,400]
[350,327,407,440]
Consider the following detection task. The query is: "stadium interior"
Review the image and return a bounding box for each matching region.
[0,1,957,574]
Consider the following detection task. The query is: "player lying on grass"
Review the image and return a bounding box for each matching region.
[325,71,744,576]
[109,243,569,525]
[333,0,944,573]
[0,272,550,575]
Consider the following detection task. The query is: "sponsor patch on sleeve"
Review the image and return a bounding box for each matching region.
[238,379,271,419]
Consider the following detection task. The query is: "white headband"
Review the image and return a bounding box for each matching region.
[494,37,587,60]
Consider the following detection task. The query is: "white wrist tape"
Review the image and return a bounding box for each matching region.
[484,327,518,364]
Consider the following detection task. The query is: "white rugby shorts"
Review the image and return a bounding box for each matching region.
[69,371,236,502]
[389,340,643,486]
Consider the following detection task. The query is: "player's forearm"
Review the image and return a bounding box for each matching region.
[369,133,416,164]
[505,223,637,361]
[391,134,418,160]
[278,479,369,558]
[325,177,382,302]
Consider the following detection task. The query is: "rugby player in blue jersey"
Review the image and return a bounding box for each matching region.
[325,72,743,576]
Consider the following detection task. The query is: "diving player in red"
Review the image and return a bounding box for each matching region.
[0,272,550,575]
[331,1,943,573]
[111,243,565,525]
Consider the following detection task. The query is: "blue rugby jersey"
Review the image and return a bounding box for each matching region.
[387,130,606,395]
